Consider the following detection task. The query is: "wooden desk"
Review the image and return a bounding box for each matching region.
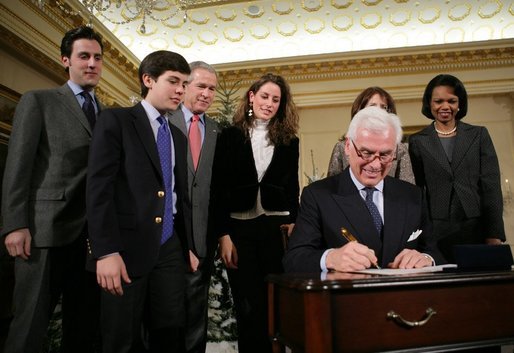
[268,271,514,353]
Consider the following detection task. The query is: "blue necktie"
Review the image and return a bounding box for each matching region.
[364,187,383,235]
[80,91,96,129]
[156,116,173,244]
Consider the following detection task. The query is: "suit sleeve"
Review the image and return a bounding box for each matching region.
[1,92,42,236]
[478,127,505,239]
[283,185,326,273]
[209,129,232,237]
[415,192,446,265]
[408,135,426,188]
[327,141,345,177]
[86,109,123,258]
[286,138,300,222]
[396,143,416,184]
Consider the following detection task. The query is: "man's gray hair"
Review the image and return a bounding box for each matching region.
[346,106,403,144]
[189,61,217,80]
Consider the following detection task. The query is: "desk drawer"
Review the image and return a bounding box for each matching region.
[333,281,514,352]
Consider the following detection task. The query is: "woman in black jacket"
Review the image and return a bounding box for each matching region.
[409,74,505,262]
[210,73,299,353]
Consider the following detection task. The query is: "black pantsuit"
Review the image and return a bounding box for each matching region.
[210,126,299,353]
[227,215,287,353]
[409,122,505,262]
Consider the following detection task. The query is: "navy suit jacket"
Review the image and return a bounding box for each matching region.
[86,102,191,276]
[283,168,444,272]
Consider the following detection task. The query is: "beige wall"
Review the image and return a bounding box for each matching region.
[0,47,61,93]
[298,91,514,246]
[2,0,513,248]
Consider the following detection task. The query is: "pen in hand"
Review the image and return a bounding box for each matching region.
[341,228,381,269]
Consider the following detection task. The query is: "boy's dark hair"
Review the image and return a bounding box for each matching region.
[139,50,191,98]
[60,26,103,58]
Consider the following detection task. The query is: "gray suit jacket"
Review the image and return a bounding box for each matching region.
[169,108,220,258]
[409,121,505,239]
[2,83,98,247]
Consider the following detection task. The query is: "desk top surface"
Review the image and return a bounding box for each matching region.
[267,270,514,291]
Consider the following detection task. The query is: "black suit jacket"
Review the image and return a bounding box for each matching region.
[210,126,299,237]
[408,122,505,239]
[283,168,444,272]
[86,103,191,276]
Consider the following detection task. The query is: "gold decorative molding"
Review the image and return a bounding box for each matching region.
[215,8,237,21]
[223,27,244,42]
[478,0,502,19]
[301,0,322,12]
[272,1,293,15]
[0,23,66,84]
[250,25,270,39]
[360,12,382,29]
[332,15,353,31]
[198,30,218,45]
[213,39,514,88]
[305,18,325,34]
[449,4,472,21]
[390,10,410,26]
[173,33,194,47]
[331,0,353,9]
[418,7,440,24]
[2,0,139,106]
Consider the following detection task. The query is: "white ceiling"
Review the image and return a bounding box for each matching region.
[90,0,514,65]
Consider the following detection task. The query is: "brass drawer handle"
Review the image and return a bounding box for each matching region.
[387,307,437,327]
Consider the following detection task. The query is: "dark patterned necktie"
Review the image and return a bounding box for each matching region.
[80,91,96,129]
[364,187,383,235]
[156,116,173,244]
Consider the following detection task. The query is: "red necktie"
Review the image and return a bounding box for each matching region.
[189,114,201,170]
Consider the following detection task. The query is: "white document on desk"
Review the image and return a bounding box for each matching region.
[352,264,457,275]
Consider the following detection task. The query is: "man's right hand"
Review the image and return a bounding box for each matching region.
[325,241,378,272]
[96,254,131,296]
[5,228,31,260]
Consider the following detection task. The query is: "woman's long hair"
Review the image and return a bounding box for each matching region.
[233,73,299,145]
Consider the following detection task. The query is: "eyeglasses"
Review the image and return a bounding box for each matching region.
[351,140,397,163]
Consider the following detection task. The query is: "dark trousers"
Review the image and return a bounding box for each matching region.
[4,235,100,353]
[184,249,215,353]
[433,194,483,263]
[100,234,186,353]
[227,215,287,353]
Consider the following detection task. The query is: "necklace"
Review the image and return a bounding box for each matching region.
[434,122,457,135]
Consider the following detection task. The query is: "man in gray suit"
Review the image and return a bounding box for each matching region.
[169,61,219,353]
[2,26,103,353]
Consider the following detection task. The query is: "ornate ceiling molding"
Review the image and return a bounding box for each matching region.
[2,0,141,106]
[0,22,66,84]
[215,39,514,87]
[208,39,514,109]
